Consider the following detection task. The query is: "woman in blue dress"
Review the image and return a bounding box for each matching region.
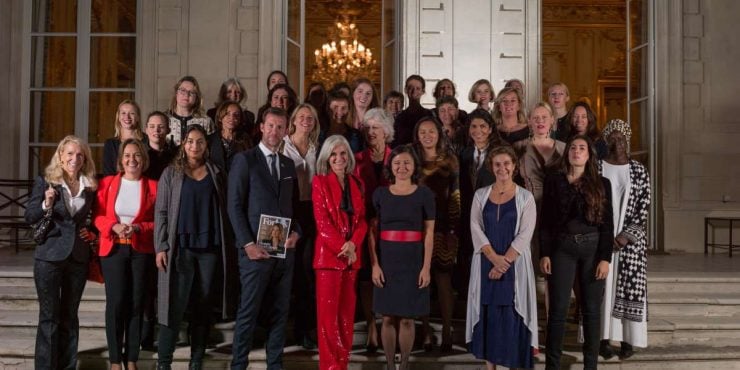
[466,145,539,369]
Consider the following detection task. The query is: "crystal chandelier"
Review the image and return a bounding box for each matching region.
[312,19,377,87]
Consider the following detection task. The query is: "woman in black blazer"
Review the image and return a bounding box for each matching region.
[25,135,98,370]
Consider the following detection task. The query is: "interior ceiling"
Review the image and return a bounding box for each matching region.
[305,0,381,24]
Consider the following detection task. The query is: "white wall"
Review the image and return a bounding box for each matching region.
[402,0,539,112]
[659,0,740,252]
[143,0,269,117]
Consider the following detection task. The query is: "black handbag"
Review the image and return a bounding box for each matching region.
[31,208,54,244]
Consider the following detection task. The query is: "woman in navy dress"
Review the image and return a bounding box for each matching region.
[466,145,539,369]
[370,145,435,370]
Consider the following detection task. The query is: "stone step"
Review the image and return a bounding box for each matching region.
[0,310,107,340]
[0,285,106,311]
[647,292,740,317]
[2,334,740,370]
[647,272,740,294]
[0,271,35,287]
[648,315,740,347]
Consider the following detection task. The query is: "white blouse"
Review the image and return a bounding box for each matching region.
[42,175,92,216]
[281,135,316,201]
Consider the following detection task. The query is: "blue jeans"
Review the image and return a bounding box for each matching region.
[545,233,605,370]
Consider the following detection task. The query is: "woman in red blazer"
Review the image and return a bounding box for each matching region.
[313,135,368,370]
[94,138,157,370]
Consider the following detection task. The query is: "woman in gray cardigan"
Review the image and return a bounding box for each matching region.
[154,125,236,370]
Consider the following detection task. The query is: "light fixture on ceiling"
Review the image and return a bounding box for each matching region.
[312,18,376,87]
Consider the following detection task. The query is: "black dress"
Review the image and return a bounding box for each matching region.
[372,185,435,317]
[498,126,530,146]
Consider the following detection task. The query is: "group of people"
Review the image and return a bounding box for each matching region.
[24,71,651,370]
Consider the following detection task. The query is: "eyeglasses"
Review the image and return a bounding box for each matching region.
[177,88,198,98]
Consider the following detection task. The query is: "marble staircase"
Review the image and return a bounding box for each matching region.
[1,251,740,369]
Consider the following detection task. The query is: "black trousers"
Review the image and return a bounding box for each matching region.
[546,233,605,370]
[292,200,316,341]
[101,244,154,363]
[33,256,88,370]
[231,250,294,370]
[158,248,218,365]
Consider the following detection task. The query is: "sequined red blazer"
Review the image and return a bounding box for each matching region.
[312,172,367,270]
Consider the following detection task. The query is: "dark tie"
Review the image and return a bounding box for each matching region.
[269,153,279,185]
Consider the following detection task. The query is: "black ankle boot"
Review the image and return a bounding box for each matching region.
[599,339,615,360]
[619,342,634,359]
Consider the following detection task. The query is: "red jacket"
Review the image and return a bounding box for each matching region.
[94,174,158,256]
[312,172,367,270]
[353,147,391,204]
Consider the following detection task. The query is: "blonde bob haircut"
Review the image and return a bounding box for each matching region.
[468,79,495,104]
[315,135,356,176]
[44,135,98,190]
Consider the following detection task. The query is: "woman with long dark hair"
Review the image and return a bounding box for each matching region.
[565,102,608,160]
[348,77,380,131]
[540,135,614,370]
[154,125,235,370]
[412,117,461,351]
[207,78,256,134]
[207,100,253,173]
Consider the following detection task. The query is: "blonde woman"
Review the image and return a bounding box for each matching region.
[25,135,98,370]
[280,103,320,348]
[493,87,529,145]
[103,100,144,175]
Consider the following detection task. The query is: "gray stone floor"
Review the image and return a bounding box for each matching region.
[4,245,740,273]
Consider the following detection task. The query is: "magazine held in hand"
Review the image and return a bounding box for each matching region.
[257,214,291,258]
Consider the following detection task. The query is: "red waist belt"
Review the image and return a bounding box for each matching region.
[380,230,423,242]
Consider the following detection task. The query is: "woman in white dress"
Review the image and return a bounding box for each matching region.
[598,119,651,359]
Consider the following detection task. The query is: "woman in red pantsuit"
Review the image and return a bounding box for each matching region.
[312,134,368,370]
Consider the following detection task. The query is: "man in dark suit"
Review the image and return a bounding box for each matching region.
[228,107,301,370]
